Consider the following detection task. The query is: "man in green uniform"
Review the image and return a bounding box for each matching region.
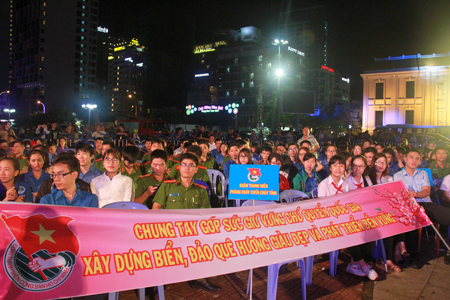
[198,140,219,170]
[94,138,103,159]
[120,145,144,185]
[152,153,220,291]
[142,137,164,170]
[169,145,210,185]
[428,146,449,179]
[12,141,28,173]
[135,150,170,208]
[93,140,115,172]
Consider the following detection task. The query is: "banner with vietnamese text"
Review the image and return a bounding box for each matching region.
[0,181,430,300]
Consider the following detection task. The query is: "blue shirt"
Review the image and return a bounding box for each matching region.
[305,173,320,194]
[252,153,262,163]
[388,161,400,177]
[393,169,431,203]
[318,158,329,179]
[40,187,98,207]
[291,160,303,172]
[223,159,238,179]
[79,165,102,184]
[0,182,33,203]
[210,148,218,159]
[18,171,51,195]
[216,153,227,166]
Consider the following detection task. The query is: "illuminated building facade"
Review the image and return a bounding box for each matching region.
[190,26,306,129]
[361,53,450,132]
[108,38,145,118]
[9,0,99,113]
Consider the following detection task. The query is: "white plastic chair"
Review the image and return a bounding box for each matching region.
[311,187,318,198]
[279,190,309,203]
[207,169,225,201]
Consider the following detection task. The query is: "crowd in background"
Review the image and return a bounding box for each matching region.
[1,120,450,293]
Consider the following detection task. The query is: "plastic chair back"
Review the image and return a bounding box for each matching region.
[241,200,276,206]
[418,168,434,186]
[279,190,309,203]
[103,202,148,210]
[434,178,443,189]
[102,202,165,300]
[311,187,318,198]
[207,169,225,199]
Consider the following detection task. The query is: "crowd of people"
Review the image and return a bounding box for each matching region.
[2,120,450,297]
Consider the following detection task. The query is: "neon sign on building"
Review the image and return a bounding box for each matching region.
[288,46,305,56]
[321,65,335,73]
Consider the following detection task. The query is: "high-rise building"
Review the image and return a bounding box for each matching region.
[108,38,145,118]
[279,5,349,110]
[9,0,99,114]
[189,26,306,129]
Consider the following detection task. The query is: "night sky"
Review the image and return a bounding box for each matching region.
[101,0,450,101]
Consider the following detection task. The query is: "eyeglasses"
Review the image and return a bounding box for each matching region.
[353,165,366,169]
[180,164,196,168]
[50,171,73,179]
[375,161,386,165]
[239,155,249,159]
[288,148,297,152]
[104,158,119,163]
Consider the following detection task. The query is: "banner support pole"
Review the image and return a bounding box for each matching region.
[430,223,450,251]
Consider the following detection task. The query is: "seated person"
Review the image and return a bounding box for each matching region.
[394,148,450,268]
[90,148,134,208]
[134,150,171,208]
[75,142,102,184]
[40,153,98,207]
[120,145,145,185]
[440,174,450,208]
[428,146,449,179]
[216,143,228,167]
[223,143,239,179]
[198,140,219,170]
[169,145,211,184]
[18,149,51,198]
[293,153,322,197]
[0,157,33,202]
[255,145,272,165]
[269,153,290,192]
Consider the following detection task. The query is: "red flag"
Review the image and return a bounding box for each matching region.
[1,214,80,257]
[248,168,261,177]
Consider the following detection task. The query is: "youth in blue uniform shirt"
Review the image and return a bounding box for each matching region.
[18,149,50,197]
[40,153,98,207]
[0,157,33,202]
[75,142,102,184]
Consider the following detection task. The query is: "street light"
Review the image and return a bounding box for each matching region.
[0,90,9,97]
[272,39,288,130]
[37,101,45,114]
[3,108,15,122]
[81,103,97,131]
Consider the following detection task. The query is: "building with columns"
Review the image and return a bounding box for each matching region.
[361,53,450,133]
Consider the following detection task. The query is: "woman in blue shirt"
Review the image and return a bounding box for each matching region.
[18,149,51,199]
[0,157,33,202]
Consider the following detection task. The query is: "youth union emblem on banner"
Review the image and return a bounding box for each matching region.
[248,168,261,182]
[2,214,80,292]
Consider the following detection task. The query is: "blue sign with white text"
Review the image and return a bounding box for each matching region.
[228,165,279,200]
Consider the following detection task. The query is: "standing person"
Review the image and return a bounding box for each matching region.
[297,126,319,154]
[0,124,8,141]
[49,122,59,142]
[48,142,57,165]
[0,157,32,202]
[134,150,171,208]
[90,148,134,208]
[18,149,50,199]
[293,153,322,197]
[4,122,16,139]
[152,153,221,292]
[196,125,209,141]
[39,153,98,207]
[75,142,102,184]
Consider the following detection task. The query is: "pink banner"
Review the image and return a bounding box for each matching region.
[0,181,430,300]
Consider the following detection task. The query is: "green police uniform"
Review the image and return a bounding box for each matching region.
[16,155,28,172]
[135,173,171,208]
[173,154,182,163]
[153,178,211,209]
[93,158,105,172]
[199,157,218,170]
[120,163,144,185]
[168,164,211,184]
[94,151,102,160]
[166,158,176,170]
[221,155,232,166]
[142,153,151,166]
[428,162,450,179]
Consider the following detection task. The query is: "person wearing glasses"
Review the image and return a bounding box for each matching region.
[39,153,98,207]
[90,148,134,208]
[344,156,373,190]
[152,152,220,292]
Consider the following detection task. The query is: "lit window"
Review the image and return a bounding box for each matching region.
[226,67,230,73]
[81,29,85,32]
[81,36,84,40]
[242,98,245,104]
[242,82,245,88]
[82,5,85,9]
[41,57,44,61]
[201,60,205,64]
[80,52,84,55]
[250,73,254,79]
[82,13,85,17]
[249,81,254,88]
[112,98,114,101]
[233,90,237,96]
[111,104,114,106]
[111,109,114,111]
[258,55,263,61]
[226,91,230,97]
[82,21,85,24]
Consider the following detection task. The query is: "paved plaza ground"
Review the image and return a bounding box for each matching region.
[117,233,449,300]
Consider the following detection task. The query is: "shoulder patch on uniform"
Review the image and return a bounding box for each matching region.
[175,165,180,170]
[194,183,207,189]
[168,157,174,161]
[143,153,151,156]
[174,155,180,157]
[164,179,177,183]
[143,161,151,166]
[198,165,206,170]
[95,158,103,162]
[139,174,150,178]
